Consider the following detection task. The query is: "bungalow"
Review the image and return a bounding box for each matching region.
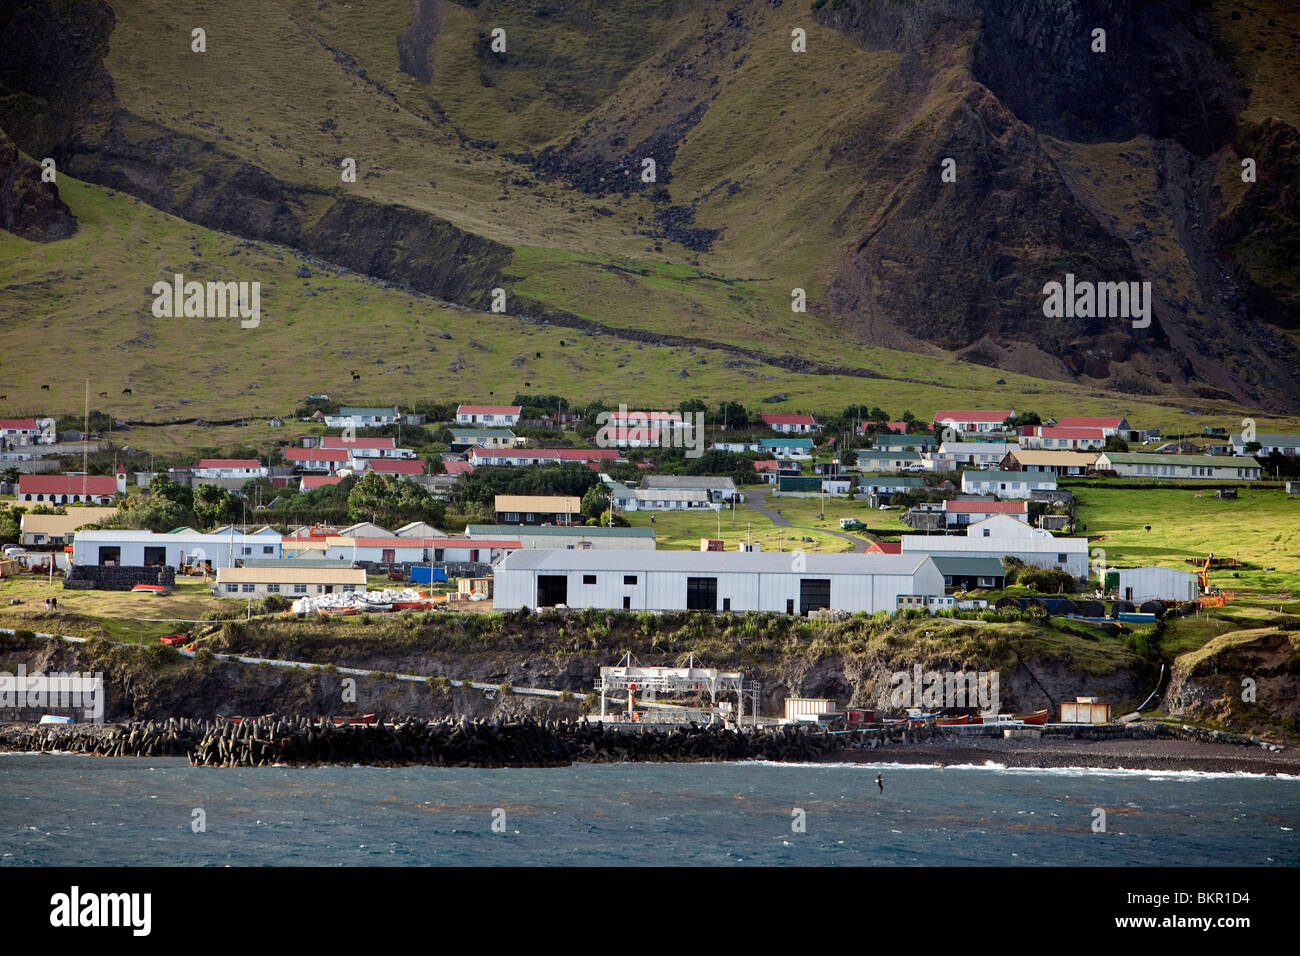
[935,442,1018,467]
[596,425,666,449]
[606,410,689,429]
[214,565,366,599]
[960,469,1057,499]
[320,436,415,459]
[857,475,927,496]
[1229,432,1300,457]
[608,485,717,511]
[1019,427,1106,451]
[467,447,618,467]
[933,410,1014,434]
[759,437,814,459]
[449,428,516,450]
[494,494,584,525]
[640,475,738,502]
[1055,416,1130,439]
[999,449,1098,476]
[761,413,819,434]
[323,406,400,428]
[775,475,854,496]
[1094,453,1262,481]
[193,459,268,480]
[931,556,1006,592]
[283,447,349,473]
[442,460,475,476]
[874,434,937,452]
[18,473,121,505]
[944,498,1029,527]
[19,507,119,547]
[456,404,522,427]
[854,450,922,472]
[357,458,424,476]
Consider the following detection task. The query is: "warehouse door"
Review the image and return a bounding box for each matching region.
[686,577,718,611]
[800,578,831,615]
[537,575,568,608]
[143,546,167,567]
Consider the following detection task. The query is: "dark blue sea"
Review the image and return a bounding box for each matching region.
[2,756,1296,865]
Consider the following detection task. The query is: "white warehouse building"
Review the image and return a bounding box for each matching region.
[71,529,283,569]
[1115,566,1199,604]
[494,550,945,615]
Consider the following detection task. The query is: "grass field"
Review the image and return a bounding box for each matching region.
[0,576,226,644]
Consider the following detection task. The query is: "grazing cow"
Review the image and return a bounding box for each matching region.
[536,352,541,358]
[98,392,108,398]
[351,370,360,381]
[122,388,132,395]
[41,384,49,390]
[524,382,531,388]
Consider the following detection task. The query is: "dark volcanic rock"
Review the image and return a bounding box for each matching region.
[0,125,76,240]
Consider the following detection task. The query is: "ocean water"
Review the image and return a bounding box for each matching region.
[2,756,1296,866]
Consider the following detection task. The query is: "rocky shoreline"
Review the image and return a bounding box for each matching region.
[1,717,1293,774]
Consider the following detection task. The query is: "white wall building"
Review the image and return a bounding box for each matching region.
[456,404,522,427]
[193,459,269,480]
[1114,566,1198,604]
[935,442,1019,466]
[1095,453,1261,481]
[901,524,1089,580]
[961,469,1057,498]
[494,550,946,614]
[72,530,283,569]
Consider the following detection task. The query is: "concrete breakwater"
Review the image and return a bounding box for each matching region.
[0,717,850,767]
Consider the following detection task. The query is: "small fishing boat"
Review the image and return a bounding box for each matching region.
[316,605,361,616]
[38,714,74,725]
[1014,709,1049,725]
[329,713,377,726]
[131,583,168,594]
[936,714,973,726]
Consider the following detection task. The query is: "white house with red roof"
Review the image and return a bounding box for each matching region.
[933,410,1014,434]
[283,447,349,472]
[944,498,1029,527]
[18,473,121,504]
[761,413,819,434]
[596,425,664,448]
[1018,426,1106,451]
[319,436,415,459]
[0,418,43,447]
[456,404,521,427]
[1054,416,1129,438]
[193,459,268,480]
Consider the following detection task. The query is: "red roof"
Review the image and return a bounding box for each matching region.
[363,458,424,475]
[752,460,779,471]
[944,499,1028,514]
[934,410,1013,423]
[1055,417,1124,429]
[443,460,475,475]
[457,404,521,415]
[300,475,343,490]
[19,474,116,496]
[284,447,348,462]
[1030,427,1106,439]
[468,447,617,461]
[761,413,816,426]
[196,458,261,468]
[867,541,902,554]
[320,436,395,450]
[0,418,38,430]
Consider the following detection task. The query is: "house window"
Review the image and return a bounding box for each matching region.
[263,545,274,554]
[583,574,597,584]
[342,585,356,592]
[267,584,280,593]
[623,575,637,585]
[293,584,307,594]
[242,546,252,555]
[1057,554,1067,563]
[225,584,238,593]
[983,528,991,537]
[242,584,255,593]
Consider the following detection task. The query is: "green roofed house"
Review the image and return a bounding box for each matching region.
[464,524,656,550]
[1094,453,1261,481]
[449,427,516,450]
[930,556,1006,592]
[858,475,926,494]
[757,437,814,457]
[874,434,937,452]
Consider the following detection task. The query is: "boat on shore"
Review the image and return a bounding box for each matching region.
[1015,709,1049,725]
[330,713,377,726]
[159,633,191,646]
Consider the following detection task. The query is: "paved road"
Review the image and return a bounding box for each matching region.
[744,487,871,553]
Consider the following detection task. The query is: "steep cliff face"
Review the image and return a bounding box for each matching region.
[0,126,76,241]
[1163,628,1300,735]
